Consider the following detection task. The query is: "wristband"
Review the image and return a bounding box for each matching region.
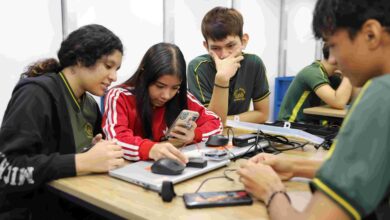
[214,83,229,89]
[266,191,291,209]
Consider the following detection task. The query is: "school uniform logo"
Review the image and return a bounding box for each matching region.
[233,88,246,101]
[84,123,93,139]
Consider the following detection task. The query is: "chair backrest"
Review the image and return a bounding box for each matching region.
[273,76,294,120]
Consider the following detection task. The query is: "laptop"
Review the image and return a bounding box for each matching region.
[109,138,269,192]
[109,158,229,192]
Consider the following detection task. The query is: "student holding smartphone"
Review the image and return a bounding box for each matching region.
[103,43,223,164]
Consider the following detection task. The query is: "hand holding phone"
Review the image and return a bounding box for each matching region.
[168,121,198,146]
[166,110,199,145]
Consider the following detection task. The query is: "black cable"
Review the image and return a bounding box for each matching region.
[240,142,258,158]
[254,129,308,152]
[226,127,235,140]
[224,127,238,159]
[194,169,236,193]
[223,146,237,159]
[194,176,228,193]
[314,139,332,150]
[225,127,307,158]
[240,129,266,157]
[223,169,237,181]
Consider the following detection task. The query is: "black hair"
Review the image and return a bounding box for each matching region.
[313,0,390,40]
[322,44,330,60]
[122,43,188,139]
[201,6,244,42]
[22,24,123,78]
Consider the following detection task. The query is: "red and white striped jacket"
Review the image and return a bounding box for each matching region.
[102,87,223,161]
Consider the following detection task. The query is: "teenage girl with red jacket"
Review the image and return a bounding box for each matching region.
[102,43,222,164]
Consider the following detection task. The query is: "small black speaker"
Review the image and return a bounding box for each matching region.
[159,181,176,202]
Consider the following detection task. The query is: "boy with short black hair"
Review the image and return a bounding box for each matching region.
[238,0,390,219]
[187,6,270,124]
[278,44,353,123]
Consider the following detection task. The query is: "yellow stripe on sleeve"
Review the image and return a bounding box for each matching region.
[253,91,270,102]
[288,91,310,122]
[340,80,372,130]
[194,60,209,103]
[313,178,361,220]
[324,80,373,160]
[325,141,337,159]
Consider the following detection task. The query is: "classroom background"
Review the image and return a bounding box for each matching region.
[0,0,321,123]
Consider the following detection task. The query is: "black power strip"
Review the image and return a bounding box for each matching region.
[232,134,259,147]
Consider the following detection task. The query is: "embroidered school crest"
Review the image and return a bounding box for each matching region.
[233,88,246,101]
[84,123,93,139]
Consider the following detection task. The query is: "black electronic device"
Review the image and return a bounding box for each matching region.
[186,157,208,168]
[204,150,228,160]
[205,134,229,147]
[266,121,339,140]
[159,181,176,202]
[265,121,339,150]
[183,190,253,209]
[232,134,259,147]
[151,158,185,175]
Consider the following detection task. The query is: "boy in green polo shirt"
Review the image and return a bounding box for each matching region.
[278,45,353,123]
[187,7,270,124]
[238,0,390,219]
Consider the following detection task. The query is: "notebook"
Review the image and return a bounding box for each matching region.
[109,159,230,192]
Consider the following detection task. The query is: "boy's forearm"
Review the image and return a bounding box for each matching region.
[208,75,230,123]
[334,77,353,108]
[268,193,304,220]
[208,87,229,124]
[228,110,268,124]
[291,158,322,179]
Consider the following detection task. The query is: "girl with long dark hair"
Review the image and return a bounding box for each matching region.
[103,42,222,164]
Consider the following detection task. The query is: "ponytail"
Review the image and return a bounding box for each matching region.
[21,58,61,79]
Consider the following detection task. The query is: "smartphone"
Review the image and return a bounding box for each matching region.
[183,190,253,209]
[166,110,199,138]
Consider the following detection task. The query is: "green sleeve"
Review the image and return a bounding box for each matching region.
[311,80,390,219]
[301,66,329,91]
[252,56,270,102]
[187,58,213,106]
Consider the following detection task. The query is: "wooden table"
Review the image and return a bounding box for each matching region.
[48,147,327,220]
[303,105,347,118]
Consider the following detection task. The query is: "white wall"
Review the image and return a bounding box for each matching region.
[0,0,318,123]
[285,0,317,76]
[0,0,63,123]
[235,0,281,120]
[173,0,232,63]
[64,0,164,104]
[173,0,281,120]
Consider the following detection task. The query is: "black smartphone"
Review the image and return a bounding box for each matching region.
[183,190,253,209]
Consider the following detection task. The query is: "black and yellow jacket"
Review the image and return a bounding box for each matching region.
[0,73,101,219]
